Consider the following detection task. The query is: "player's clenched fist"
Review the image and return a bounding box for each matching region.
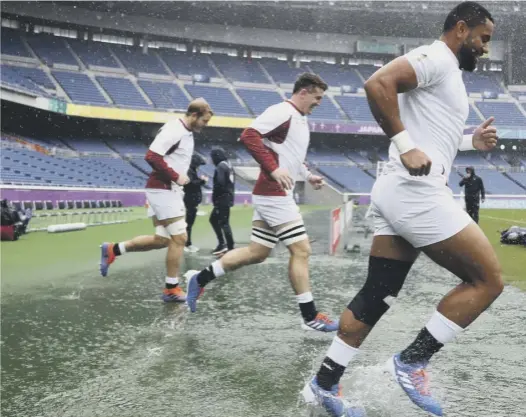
[176,173,190,186]
[271,167,294,190]
[400,148,432,176]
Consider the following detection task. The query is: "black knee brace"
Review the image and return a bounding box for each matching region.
[348,256,413,326]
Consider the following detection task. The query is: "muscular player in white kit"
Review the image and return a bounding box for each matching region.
[303,3,502,416]
[100,99,213,303]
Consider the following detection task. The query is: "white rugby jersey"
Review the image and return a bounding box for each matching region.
[145,119,194,190]
[388,40,470,178]
[241,100,311,196]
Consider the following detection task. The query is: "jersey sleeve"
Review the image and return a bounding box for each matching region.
[149,123,181,155]
[405,46,451,88]
[250,105,291,136]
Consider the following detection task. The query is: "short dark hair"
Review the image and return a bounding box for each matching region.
[443,1,494,33]
[292,72,328,94]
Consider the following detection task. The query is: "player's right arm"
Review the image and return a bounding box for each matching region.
[364,49,448,176]
[240,105,294,190]
[145,125,188,185]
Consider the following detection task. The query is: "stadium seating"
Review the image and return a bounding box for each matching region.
[96,76,151,108]
[334,95,376,123]
[236,89,283,115]
[137,80,189,110]
[1,65,50,95]
[475,101,526,126]
[158,50,218,79]
[466,104,482,125]
[25,34,78,67]
[316,165,376,192]
[111,45,167,75]
[507,172,526,190]
[475,170,526,194]
[62,138,113,153]
[454,153,493,167]
[1,147,146,188]
[1,28,31,57]
[68,39,120,68]
[463,71,504,94]
[53,71,108,105]
[307,62,363,88]
[185,84,249,116]
[212,54,269,84]
[355,65,379,81]
[260,58,307,84]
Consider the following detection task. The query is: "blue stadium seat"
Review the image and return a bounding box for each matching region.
[476,101,526,127]
[158,50,218,79]
[334,95,376,123]
[185,84,249,116]
[68,39,120,68]
[1,28,31,58]
[475,170,526,194]
[507,172,526,190]
[1,65,52,95]
[316,165,375,192]
[260,58,307,84]
[212,54,269,84]
[53,71,108,105]
[236,89,283,115]
[111,45,167,75]
[26,34,78,66]
[137,80,189,110]
[307,62,363,87]
[96,76,151,108]
[62,138,112,153]
[466,104,482,125]
[463,71,504,94]
[355,65,380,81]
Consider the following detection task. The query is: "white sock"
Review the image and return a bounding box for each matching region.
[326,335,360,367]
[165,276,179,285]
[118,242,127,254]
[296,291,313,304]
[426,310,463,344]
[211,260,225,277]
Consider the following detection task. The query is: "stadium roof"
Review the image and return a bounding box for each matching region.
[3,1,523,40]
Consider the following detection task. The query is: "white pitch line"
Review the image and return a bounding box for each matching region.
[481,215,526,225]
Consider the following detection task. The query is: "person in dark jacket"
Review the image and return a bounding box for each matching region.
[459,166,485,223]
[183,153,208,252]
[210,148,235,256]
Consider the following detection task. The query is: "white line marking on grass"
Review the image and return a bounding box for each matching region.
[481,216,526,225]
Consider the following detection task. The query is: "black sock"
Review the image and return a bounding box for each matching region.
[112,243,121,256]
[316,357,346,391]
[165,283,179,289]
[299,301,317,322]
[400,327,444,364]
[196,266,216,288]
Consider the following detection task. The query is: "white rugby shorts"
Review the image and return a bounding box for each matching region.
[145,189,185,221]
[370,172,473,248]
[252,195,303,228]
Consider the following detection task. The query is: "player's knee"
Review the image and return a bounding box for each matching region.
[169,233,187,246]
[153,234,170,248]
[347,256,412,327]
[288,239,311,259]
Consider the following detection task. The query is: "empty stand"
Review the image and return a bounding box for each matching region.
[26,34,78,67]
[185,84,249,116]
[307,62,362,87]
[260,58,307,84]
[158,50,218,79]
[463,71,504,94]
[97,76,151,108]
[53,71,108,105]
[138,80,189,110]
[237,89,283,115]
[111,45,167,75]
[212,54,269,84]
[476,101,526,127]
[68,39,120,68]
[334,95,376,123]
[1,28,31,58]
